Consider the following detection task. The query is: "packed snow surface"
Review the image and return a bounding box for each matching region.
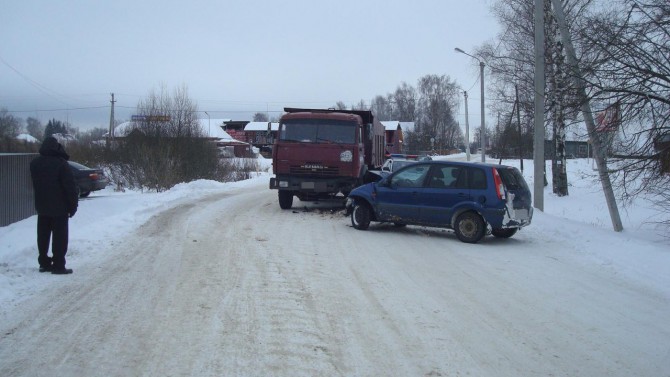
[1,156,668,376]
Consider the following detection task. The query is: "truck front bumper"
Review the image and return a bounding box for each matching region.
[270,176,357,193]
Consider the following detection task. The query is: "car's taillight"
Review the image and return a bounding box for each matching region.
[492,168,506,200]
[89,173,99,180]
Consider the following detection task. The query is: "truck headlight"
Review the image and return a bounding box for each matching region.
[340,150,353,162]
[279,181,289,188]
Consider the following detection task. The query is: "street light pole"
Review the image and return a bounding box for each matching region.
[479,60,486,162]
[455,47,486,162]
[204,111,210,137]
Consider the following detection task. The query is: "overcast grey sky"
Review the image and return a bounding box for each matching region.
[1,0,499,130]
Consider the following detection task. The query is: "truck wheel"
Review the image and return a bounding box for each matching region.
[278,191,293,209]
[491,228,517,238]
[454,212,485,243]
[351,202,371,230]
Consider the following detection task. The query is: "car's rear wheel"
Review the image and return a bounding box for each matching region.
[492,228,517,238]
[278,191,293,209]
[454,212,485,243]
[79,191,91,198]
[351,202,371,230]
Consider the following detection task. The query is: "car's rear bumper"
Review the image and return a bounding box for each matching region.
[77,180,109,192]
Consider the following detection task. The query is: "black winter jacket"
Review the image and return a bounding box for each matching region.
[30,137,79,216]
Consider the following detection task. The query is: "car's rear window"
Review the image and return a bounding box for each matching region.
[68,161,89,170]
[498,167,528,190]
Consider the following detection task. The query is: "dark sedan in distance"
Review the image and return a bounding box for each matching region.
[68,161,109,197]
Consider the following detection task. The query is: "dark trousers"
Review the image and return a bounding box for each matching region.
[37,215,69,269]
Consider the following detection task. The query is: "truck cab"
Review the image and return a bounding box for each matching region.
[270,108,385,209]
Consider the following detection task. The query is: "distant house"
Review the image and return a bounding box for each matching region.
[222,120,250,143]
[244,122,271,145]
[51,133,77,145]
[15,134,39,143]
[381,121,403,155]
[111,119,255,158]
[112,119,232,139]
[244,122,279,157]
[544,140,592,159]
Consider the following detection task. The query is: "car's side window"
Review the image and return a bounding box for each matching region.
[428,166,462,189]
[468,167,487,189]
[391,164,429,188]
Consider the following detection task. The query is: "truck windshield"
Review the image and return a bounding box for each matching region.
[279,119,357,144]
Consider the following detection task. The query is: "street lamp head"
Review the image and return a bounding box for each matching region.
[454,47,465,53]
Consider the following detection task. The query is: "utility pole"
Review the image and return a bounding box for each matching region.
[479,61,486,162]
[516,84,523,172]
[454,47,486,162]
[533,0,546,211]
[108,93,116,148]
[464,91,471,161]
[551,0,623,231]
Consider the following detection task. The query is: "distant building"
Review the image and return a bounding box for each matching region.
[15,134,39,143]
[111,119,255,158]
[244,122,278,157]
[544,140,592,159]
[222,120,250,143]
[381,121,403,155]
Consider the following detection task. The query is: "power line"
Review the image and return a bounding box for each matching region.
[0,54,72,107]
[7,105,109,113]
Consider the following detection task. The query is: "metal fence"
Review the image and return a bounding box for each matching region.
[1,153,37,227]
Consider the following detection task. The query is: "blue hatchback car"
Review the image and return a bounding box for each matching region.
[346,160,533,243]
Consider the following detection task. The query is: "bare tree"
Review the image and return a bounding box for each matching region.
[391,82,417,123]
[110,84,219,191]
[416,74,461,152]
[576,0,669,227]
[483,0,595,195]
[253,112,269,122]
[352,99,369,111]
[26,117,43,140]
[334,101,348,110]
[370,95,394,121]
[0,108,21,139]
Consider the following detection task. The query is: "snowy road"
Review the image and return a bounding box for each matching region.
[1,182,668,376]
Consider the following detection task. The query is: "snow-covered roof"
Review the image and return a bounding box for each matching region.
[244,122,270,131]
[113,119,234,140]
[270,122,279,131]
[382,121,401,131]
[399,122,415,132]
[197,119,234,139]
[16,134,39,143]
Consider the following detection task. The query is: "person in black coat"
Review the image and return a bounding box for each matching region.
[30,137,79,274]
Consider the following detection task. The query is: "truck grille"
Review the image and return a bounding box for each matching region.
[290,165,340,176]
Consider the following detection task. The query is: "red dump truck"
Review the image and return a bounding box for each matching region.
[269,108,386,209]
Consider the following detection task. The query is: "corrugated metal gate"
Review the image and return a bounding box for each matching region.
[1,153,37,227]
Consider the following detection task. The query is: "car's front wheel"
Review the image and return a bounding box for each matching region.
[351,202,371,230]
[454,212,485,243]
[492,228,517,238]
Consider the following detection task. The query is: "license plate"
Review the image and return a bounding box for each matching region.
[301,182,315,189]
